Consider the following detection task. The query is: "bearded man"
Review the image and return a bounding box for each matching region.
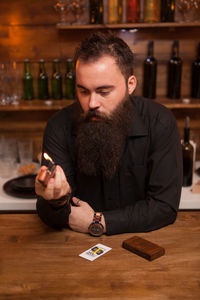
[35,32,182,236]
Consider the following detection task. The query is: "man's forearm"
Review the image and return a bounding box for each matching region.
[36,196,70,229]
[103,199,177,235]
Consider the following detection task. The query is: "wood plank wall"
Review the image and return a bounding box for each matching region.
[0,0,200,159]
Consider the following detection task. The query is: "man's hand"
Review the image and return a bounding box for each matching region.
[35,165,71,200]
[69,197,106,234]
[68,197,94,233]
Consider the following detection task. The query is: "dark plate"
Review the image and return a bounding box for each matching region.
[11,174,36,192]
[3,174,37,199]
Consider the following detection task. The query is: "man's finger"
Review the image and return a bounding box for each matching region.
[72,197,81,206]
[57,165,67,181]
[53,167,62,192]
[44,178,55,200]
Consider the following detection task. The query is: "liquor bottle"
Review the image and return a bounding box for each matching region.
[182,116,194,187]
[191,43,200,98]
[160,0,175,22]
[167,41,182,99]
[51,59,62,100]
[108,0,123,24]
[126,0,140,23]
[65,59,75,100]
[143,40,157,99]
[23,59,34,100]
[143,0,160,23]
[89,0,104,24]
[38,59,49,100]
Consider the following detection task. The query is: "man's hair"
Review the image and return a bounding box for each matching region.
[74,32,134,81]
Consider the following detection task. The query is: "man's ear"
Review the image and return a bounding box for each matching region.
[128,75,137,95]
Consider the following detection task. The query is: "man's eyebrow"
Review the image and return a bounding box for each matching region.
[76,84,88,90]
[76,84,114,90]
[96,85,114,90]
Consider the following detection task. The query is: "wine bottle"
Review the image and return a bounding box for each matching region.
[51,59,62,100]
[143,40,157,99]
[65,59,75,100]
[38,59,49,100]
[160,0,175,22]
[143,0,160,23]
[23,59,34,100]
[191,43,200,98]
[89,0,104,24]
[108,0,123,24]
[167,40,182,99]
[126,0,140,23]
[182,116,194,187]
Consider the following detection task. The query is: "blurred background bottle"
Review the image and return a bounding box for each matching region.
[65,59,75,100]
[89,0,104,24]
[143,0,160,22]
[143,40,157,99]
[167,40,182,99]
[182,116,194,187]
[51,59,62,100]
[191,43,200,99]
[108,0,123,24]
[126,0,140,23]
[23,59,34,100]
[38,59,49,100]
[160,0,175,22]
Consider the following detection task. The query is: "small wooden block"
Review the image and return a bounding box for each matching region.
[122,236,165,261]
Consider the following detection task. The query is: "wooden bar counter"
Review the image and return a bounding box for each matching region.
[0,212,199,299]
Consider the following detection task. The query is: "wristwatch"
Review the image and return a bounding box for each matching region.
[88,212,104,237]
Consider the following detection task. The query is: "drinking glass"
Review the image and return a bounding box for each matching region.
[54,0,75,24]
[71,0,89,24]
[0,63,8,105]
[18,139,33,165]
[0,137,18,178]
[176,0,200,22]
[54,0,88,24]
[8,61,21,105]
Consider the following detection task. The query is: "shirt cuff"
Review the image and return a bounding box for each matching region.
[48,193,72,208]
[36,196,70,229]
[103,209,130,235]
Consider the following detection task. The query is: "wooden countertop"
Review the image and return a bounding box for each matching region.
[0,212,200,299]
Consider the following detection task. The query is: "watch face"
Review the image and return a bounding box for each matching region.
[89,223,104,237]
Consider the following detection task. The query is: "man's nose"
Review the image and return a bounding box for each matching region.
[88,93,100,110]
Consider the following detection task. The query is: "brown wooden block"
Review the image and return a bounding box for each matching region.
[122,236,165,261]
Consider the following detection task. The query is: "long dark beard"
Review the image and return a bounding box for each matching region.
[76,96,133,179]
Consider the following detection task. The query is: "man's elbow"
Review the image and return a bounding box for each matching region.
[166,208,177,226]
[145,204,178,233]
[157,205,178,230]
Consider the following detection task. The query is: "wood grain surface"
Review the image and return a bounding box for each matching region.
[0,212,199,299]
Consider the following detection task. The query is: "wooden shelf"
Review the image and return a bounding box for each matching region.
[0,98,200,112]
[156,98,200,109]
[56,22,200,30]
[0,100,75,111]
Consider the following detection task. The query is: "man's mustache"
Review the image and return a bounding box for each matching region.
[81,110,108,122]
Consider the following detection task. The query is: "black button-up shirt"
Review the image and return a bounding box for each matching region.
[36,96,183,235]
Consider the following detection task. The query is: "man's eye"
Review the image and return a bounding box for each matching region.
[80,90,89,94]
[99,91,110,96]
